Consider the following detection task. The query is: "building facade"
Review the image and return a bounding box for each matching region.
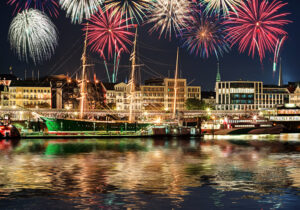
[103,78,201,111]
[8,81,52,108]
[290,86,300,107]
[215,81,289,110]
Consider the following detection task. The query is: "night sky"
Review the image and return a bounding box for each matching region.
[0,0,299,90]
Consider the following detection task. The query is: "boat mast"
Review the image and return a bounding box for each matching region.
[80,24,89,119]
[172,47,179,119]
[129,27,138,123]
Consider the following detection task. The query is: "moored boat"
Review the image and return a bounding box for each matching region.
[0,124,20,138]
[202,116,282,135]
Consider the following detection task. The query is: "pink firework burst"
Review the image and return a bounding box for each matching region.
[84,8,135,59]
[224,0,291,62]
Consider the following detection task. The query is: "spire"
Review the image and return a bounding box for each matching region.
[216,62,221,82]
[278,57,283,86]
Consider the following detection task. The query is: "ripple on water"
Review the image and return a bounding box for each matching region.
[0,138,300,209]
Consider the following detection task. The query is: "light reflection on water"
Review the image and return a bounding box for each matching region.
[0,136,300,209]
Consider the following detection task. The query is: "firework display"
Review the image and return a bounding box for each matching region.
[104,0,152,24]
[84,8,135,59]
[224,0,290,61]
[200,0,242,17]
[182,11,230,59]
[8,9,58,64]
[147,0,192,40]
[5,0,292,67]
[59,0,103,24]
[7,0,59,17]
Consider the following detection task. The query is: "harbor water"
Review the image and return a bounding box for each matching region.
[1,135,300,209]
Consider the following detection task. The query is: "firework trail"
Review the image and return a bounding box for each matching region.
[273,36,286,73]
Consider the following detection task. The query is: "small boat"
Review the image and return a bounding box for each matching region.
[0,123,20,138]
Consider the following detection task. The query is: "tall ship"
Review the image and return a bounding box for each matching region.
[40,28,152,135]
[40,29,200,137]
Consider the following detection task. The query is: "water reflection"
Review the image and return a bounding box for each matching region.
[0,137,300,209]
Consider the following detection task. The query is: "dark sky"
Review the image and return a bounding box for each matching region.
[0,0,299,90]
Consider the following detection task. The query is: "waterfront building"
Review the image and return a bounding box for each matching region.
[290,85,300,107]
[102,78,201,111]
[43,75,80,109]
[142,78,200,111]
[44,75,106,110]
[142,78,165,111]
[8,80,52,108]
[215,81,289,110]
[103,83,117,106]
[201,91,216,107]
[103,82,142,111]
[0,85,9,107]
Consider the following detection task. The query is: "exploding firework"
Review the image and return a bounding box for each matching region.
[7,0,59,17]
[200,0,241,17]
[104,0,152,24]
[84,8,135,59]
[8,9,58,64]
[147,0,192,40]
[59,0,104,24]
[182,11,230,59]
[224,0,290,61]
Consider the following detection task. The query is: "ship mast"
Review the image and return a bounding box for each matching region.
[172,47,179,119]
[80,24,89,119]
[129,27,138,123]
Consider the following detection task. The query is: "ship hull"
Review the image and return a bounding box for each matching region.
[40,117,150,133]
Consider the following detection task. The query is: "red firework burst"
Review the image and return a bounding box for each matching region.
[84,8,135,59]
[224,0,291,61]
[7,0,59,17]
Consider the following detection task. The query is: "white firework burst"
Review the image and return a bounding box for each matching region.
[8,9,58,64]
[59,0,104,24]
[200,0,242,17]
[147,0,192,40]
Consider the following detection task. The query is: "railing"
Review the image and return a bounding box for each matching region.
[0,107,260,121]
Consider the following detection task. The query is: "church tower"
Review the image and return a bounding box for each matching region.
[278,58,283,86]
[216,62,221,82]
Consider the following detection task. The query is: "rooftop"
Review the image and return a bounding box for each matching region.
[10,80,50,87]
[102,83,116,91]
[0,74,19,81]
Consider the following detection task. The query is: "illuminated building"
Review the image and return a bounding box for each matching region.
[201,91,216,107]
[8,80,52,108]
[142,78,165,111]
[103,78,201,111]
[43,75,80,109]
[142,78,201,111]
[103,82,142,111]
[215,81,289,110]
[43,75,106,110]
[0,85,9,107]
[289,85,300,107]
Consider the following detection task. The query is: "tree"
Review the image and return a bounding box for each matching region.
[185,98,214,110]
